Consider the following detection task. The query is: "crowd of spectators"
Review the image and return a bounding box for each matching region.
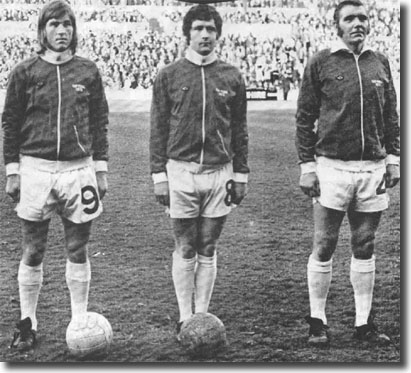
[78,30,184,89]
[78,7,146,22]
[163,7,295,24]
[0,5,147,22]
[76,30,299,91]
[0,0,46,4]
[0,0,400,94]
[0,6,37,20]
[0,0,309,7]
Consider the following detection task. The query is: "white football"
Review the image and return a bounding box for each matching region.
[179,312,227,357]
[66,311,113,358]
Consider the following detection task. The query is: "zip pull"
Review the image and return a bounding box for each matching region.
[56,65,62,159]
[200,66,206,165]
[353,54,365,161]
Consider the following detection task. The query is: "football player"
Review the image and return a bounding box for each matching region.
[3,0,109,350]
[295,0,399,346]
[150,4,249,337]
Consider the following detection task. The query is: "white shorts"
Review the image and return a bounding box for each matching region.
[16,155,103,223]
[315,157,389,212]
[166,159,233,219]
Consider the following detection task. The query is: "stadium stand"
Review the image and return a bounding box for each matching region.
[0,0,400,98]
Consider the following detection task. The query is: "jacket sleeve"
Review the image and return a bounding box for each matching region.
[89,67,109,162]
[2,66,27,166]
[381,55,400,157]
[295,54,321,164]
[150,69,170,175]
[230,73,249,175]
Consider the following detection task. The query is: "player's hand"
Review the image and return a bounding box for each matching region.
[385,164,400,188]
[96,171,108,200]
[154,181,170,207]
[232,181,248,205]
[6,174,20,203]
[299,172,320,197]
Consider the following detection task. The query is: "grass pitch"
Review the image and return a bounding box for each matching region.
[0,108,400,363]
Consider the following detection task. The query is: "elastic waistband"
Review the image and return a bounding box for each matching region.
[317,156,385,172]
[168,159,230,174]
[20,155,93,173]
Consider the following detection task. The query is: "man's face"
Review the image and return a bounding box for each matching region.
[189,19,218,56]
[45,14,73,52]
[337,5,369,50]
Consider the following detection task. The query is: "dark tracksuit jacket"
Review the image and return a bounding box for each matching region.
[295,41,400,168]
[150,49,249,181]
[2,53,109,172]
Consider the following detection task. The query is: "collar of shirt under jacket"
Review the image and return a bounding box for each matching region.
[185,47,217,66]
[40,49,74,65]
[330,38,373,55]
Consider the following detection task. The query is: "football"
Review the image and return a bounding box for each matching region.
[66,312,113,359]
[179,312,227,357]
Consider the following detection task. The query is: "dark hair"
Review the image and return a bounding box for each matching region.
[182,4,223,44]
[37,0,77,54]
[333,0,368,37]
[333,0,365,24]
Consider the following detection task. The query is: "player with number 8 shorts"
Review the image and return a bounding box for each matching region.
[150,4,249,339]
[2,0,109,351]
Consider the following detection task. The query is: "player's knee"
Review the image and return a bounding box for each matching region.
[313,229,338,258]
[311,249,333,262]
[173,235,197,258]
[351,232,375,259]
[21,229,48,266]
[66,236,89,262]
[175,244,196,259]
[198,243,216,257]
[198,219,224,255]
[63,220,91,262]
[21,248,45,267]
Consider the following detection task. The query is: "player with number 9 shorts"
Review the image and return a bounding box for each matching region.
[17,156,103,223]
[2,0,109,352]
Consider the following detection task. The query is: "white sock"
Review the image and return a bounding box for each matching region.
[194,253,217,314]
[65,260,91,323]
[172,251,196,322]
[17,261,43,331]
[350,255,375,327]
[307,254,332,325]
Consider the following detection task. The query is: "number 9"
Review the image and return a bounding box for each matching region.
[81,185,99,214]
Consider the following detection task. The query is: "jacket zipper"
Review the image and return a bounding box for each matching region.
[200,66,206,165]
[353,54,365,161]
[56,65,62,159]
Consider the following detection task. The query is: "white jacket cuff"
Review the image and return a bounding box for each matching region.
[6,162,19,176]
[94,160,108,172]
[385,154,400,166]
[300,162,317,174]
[152,172,168,184]
[233,172,248,183]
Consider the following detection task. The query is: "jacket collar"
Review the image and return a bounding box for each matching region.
[330,38,373,55]
[185,47,217,66]
[40,49,74,65]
